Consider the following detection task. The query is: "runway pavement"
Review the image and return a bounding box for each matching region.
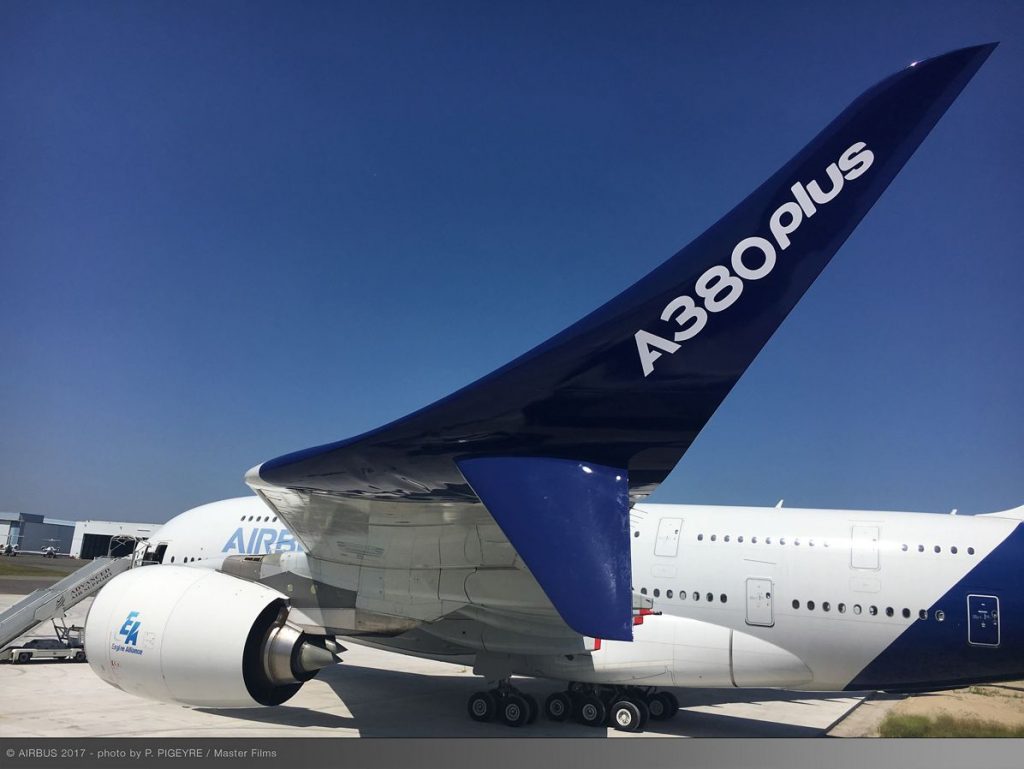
[0,591,875,738]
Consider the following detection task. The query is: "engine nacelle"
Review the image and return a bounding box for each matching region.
[86,566,340,708]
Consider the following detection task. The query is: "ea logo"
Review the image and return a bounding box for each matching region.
[118,611,141,646]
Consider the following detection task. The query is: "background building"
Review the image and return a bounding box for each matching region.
[70,520,160,559]
[0,512,76,553]
[2,513,160,558]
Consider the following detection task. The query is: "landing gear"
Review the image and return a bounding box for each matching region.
[468,690,497,722]
[544,691,572,721]
[576,694,606,727]
[466,681,538,727]
[467,680,677,731]
[552,683,677,731]
[500,693,530,727]
[609,699,645,732]
[646,689,679,721]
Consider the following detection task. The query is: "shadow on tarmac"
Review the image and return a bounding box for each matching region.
[201,661,864,738]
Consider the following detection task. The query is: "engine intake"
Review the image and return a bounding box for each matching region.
[85,565,341,707]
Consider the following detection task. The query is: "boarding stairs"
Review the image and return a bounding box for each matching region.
[0,556,131,652]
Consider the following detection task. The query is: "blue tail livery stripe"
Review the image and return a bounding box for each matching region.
[847,522,1024,692]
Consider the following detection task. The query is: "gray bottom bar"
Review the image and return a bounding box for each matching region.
[1,738,1021,769]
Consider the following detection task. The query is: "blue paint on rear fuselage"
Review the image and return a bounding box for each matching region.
[848,522,1024,691]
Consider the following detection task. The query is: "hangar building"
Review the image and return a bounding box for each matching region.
[70,520,160,559]
[0,512,76,553]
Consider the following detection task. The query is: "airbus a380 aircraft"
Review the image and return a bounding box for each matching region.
[83,44,1023,732]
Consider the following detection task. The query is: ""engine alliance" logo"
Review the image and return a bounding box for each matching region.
[112,610,144,656]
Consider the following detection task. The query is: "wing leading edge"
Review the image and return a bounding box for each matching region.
[249,46,996,640]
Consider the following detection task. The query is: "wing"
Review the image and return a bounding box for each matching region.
[247,45,995,642]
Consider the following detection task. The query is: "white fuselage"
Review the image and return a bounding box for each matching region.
[138,496,1023,692]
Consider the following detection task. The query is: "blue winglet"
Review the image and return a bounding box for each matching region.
[456,456,632,641]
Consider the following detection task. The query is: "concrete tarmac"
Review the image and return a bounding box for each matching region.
[0,593,870,738]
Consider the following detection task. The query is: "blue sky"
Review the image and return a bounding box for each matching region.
[2,2,1022,523]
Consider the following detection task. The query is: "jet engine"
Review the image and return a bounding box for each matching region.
[85,565,341,708]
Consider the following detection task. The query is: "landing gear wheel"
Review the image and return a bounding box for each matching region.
[545,691,572,721]
[501,693,530,727]
[468,690,497,722]
[576,695,607,727]
[629,696,650,729]
[609,700,643,732]
[648,690,678,721]
[523,693,539,724]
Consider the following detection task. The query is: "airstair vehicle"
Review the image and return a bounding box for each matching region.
[0,556,131,654]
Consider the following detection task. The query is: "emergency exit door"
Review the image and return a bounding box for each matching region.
[654,517,683,557]
[746,578,774,627]
[968,594,1000,647]
[851,525,880,570]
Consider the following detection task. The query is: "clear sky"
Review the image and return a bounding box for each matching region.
[2,2,1022,523]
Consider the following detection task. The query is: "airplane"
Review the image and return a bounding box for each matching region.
[81,44,1023,733]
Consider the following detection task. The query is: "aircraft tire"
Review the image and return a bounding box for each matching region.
[649,690,678,721]
[468,690,497,722]
[576,695,606,728]
[609,700,643,732]
[500,693,530,727]
[629,696,650,729]
[523,693,539,724]
[544,692,572,721]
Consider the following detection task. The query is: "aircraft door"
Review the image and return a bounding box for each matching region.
[967,595,1000,647]
[745,578,774,627]
[134,541,167,566]
[850,525,880,569]
[654,518,683,557]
